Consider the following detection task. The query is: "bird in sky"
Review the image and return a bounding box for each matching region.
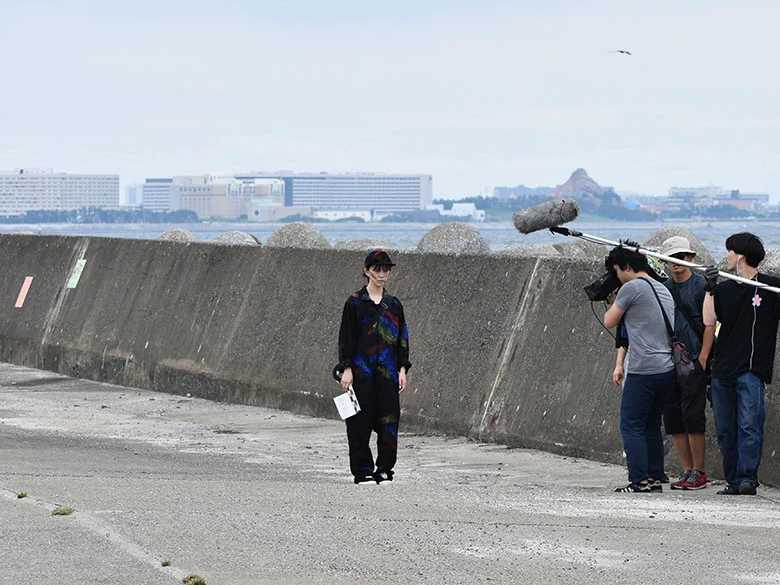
[611,49,632,55]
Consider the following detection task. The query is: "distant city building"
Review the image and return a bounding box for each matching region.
[668,186,723,199]
[629,195,666,213]
[660,185,720,213]
[142,178,181,212]
[139,171,429,219]
[426,202,485,221]
[176,174,288,220]
[123,183,143,207]
[236,171,432,214]
[493,185,555,199]
[634,186,774,215]
[245,199,311,222]
[713,190,770,213]
[0,168,120,215]
[313,209,373,222]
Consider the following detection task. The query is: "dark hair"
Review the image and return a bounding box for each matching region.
[725,232,765,267]
[605,240,647,273]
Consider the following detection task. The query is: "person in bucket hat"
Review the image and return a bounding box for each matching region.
[659,236,715,491]
[337,250,411,485]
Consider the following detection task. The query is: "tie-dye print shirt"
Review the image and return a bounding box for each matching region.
[338,286,411,388]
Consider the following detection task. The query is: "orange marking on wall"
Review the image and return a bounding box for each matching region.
[15,276,34,308]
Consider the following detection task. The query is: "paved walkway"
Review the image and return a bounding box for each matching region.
[1,362,778,585]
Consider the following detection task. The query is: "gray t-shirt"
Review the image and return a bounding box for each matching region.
[615,277,675,375]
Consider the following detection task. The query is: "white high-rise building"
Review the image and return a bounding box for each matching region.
[0,168,120,215]
[140,171,433,217]
[235,171,432,213]
[142,178,181,212]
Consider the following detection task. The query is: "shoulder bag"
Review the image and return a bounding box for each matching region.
[638,278,696,387]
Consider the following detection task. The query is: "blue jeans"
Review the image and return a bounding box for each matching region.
[620,368,675,484]
[711,373,766,487]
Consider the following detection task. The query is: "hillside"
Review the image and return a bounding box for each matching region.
[549,168,623,211]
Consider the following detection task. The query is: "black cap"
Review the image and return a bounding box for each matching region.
[364,250,395,268]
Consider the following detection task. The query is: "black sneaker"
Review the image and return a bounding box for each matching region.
[354,475,375,485]
[614,482,652,493]
[374,470,394,484]
[646,479,663,492]
[739,482,757,495]
[659,472,670,483]
[717,484,740,495]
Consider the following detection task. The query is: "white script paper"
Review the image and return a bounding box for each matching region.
[333,386,361,420]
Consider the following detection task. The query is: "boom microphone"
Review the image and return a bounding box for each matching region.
[550,227,780,295]
[513,199,580,235]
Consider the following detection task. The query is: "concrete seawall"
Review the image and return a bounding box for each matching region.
[1,232,778,485]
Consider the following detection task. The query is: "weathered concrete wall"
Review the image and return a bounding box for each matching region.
[1,233,778,485]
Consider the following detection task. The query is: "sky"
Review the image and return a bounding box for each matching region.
[1,0,779,200]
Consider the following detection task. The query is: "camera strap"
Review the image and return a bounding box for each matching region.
[668,284,705,341]
[638,277,677,343]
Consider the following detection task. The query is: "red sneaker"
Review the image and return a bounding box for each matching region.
[671,470,691,490]
[682,470,708,490]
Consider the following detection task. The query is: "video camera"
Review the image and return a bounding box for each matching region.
[584,268,621,302]
[584,249,668,302]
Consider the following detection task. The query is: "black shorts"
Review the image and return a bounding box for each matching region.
[663,360,707,435]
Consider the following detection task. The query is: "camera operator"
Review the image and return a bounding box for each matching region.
[604,243,675,493]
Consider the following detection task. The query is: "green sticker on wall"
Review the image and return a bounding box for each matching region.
[67,259,87,289]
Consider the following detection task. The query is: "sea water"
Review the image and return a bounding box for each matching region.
[3,219,780,260]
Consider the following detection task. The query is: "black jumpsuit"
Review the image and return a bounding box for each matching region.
[338,286,411,478]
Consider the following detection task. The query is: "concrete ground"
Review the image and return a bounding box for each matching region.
[1,362,778,585]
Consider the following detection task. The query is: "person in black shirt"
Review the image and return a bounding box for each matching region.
[337,250,411,485]
[703,233,780,496]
